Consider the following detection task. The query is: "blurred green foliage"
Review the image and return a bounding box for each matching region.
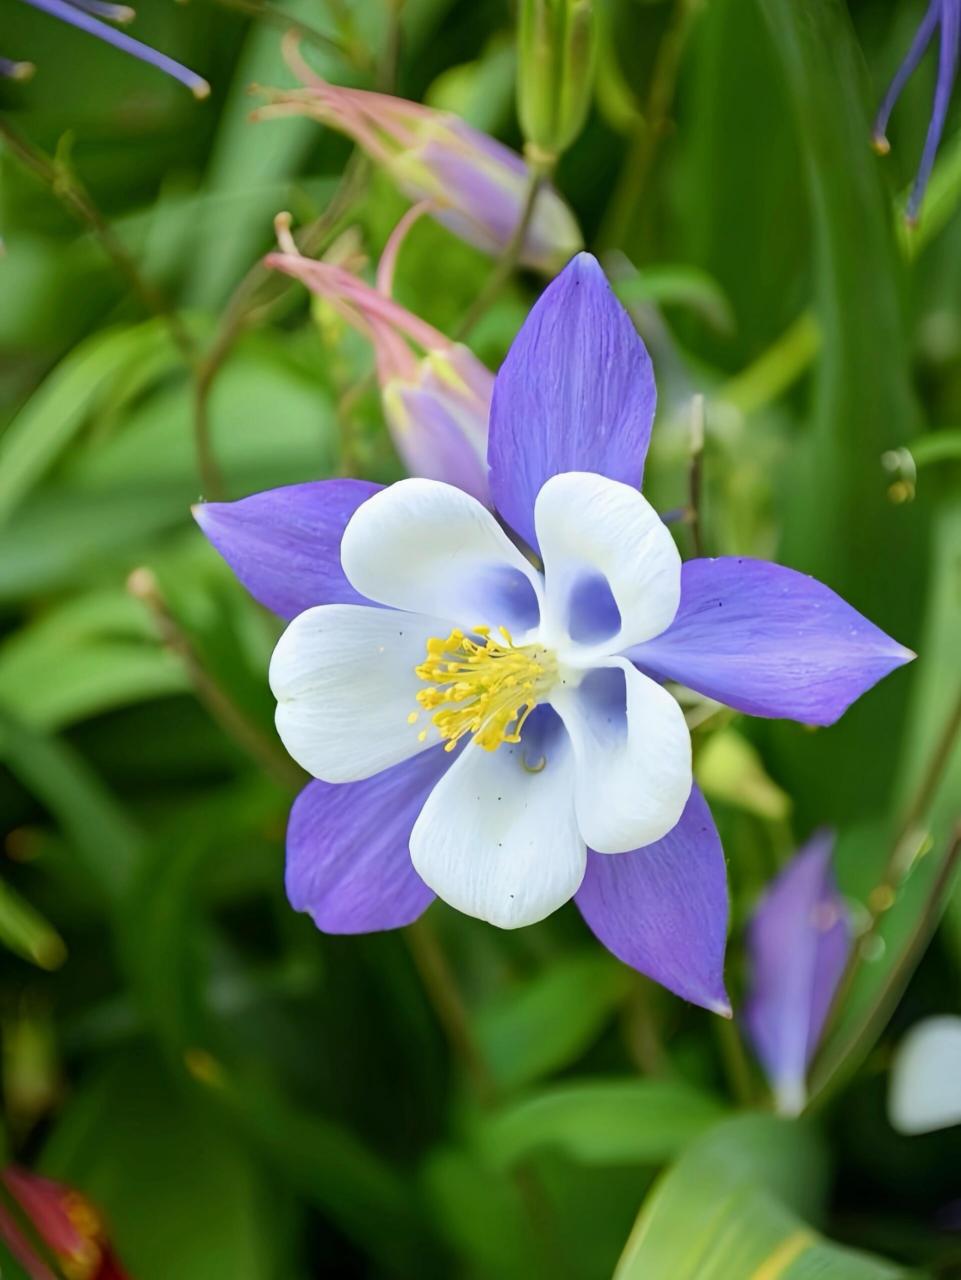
[1,0,960,1276]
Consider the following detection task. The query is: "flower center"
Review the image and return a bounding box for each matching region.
[411,625,557,752]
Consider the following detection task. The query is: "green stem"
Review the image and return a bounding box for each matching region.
[128,568,304,792]
[597,0,702,251]
[0,116,195,364]
[454,164,551,341]
[808,823,961,1110]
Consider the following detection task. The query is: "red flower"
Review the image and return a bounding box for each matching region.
[0,1166,131,1280]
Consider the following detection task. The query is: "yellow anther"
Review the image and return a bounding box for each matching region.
[412,625,556,752]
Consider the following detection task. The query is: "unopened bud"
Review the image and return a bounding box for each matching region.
[518,0,596,161]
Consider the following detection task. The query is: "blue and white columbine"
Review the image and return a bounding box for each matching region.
[195,253,912,1013]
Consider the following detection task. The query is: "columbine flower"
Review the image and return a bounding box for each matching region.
[254,40,581,273]
[195,253,912,1013]
[873,0,960,222]
[2,0,209,97]
[266,231,493,503]
[0,1166,129,1279]
[743,832,851,1114]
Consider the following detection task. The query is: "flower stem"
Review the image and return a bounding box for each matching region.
[191,151,369,499]
[201,0,372,71]
[403,917,498,1107]
[127,568,304,792]
[808,821,961,1110]
[597,0,703,251]
[403,917,573,1279]
[454,162,552,341]
[0,116,195,364]
[687,393,706,556]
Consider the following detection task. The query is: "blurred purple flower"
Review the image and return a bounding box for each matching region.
[873,0,960,222]
[195,253,911,1013]
[2,0,209,96]
[253,39,581,273]
[265,234,492,503]
[743,832,851,1114]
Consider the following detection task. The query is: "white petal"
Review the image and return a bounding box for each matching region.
[889,1017,961,1135]
[269,604,448,783]
[552,658,692,853]
[341,478,543,634]
[534,472,681,660]
[410,734,585,928]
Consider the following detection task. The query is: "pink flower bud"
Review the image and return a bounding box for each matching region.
[256,43,582,273]
[266,248,493,502]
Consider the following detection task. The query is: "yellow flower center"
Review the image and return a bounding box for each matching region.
[411,625,557,752]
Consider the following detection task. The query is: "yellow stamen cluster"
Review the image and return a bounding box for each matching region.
[411,625,556,752]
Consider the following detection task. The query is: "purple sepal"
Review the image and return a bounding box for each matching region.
[743,831,851,1114]
[575,786,730,1014]
[487,253,656,552]
[22,0,209,96]
[193,479,379,620]
[286,748,453,934]
[629,557,914,726]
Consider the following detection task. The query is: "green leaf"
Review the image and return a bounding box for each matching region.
[613,1115,904,1279]
[613,263,735,334]
[757,0,928,825]
[0,319,179,526]
[0,877,67,969]
[474,952,634,1091]
[480,1078,726,1169]
[421,1145,541,1280]
[39,1053,281,1280]
[0,710,143,902]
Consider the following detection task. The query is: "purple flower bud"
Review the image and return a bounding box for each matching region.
[743,832,851,1114]
[256,42,582,273]
[8,0,209,97]
[873,0,960,223]
[265,249,493,502]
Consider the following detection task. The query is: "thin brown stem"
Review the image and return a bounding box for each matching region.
[128,568,304,791]
[0,117,195,363]
[454,165,551,341]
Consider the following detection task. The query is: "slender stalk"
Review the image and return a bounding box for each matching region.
[597,0,703,250]
[403,917,498,1107]
[0,117,195,363]
[809,823,961,1109]
[454,165,551,340]
[816,678,961,1058]
[203,0,371,70]
[128,568,304,791]
[714,1016,757,1107]
[687,393,705,556]
[403,917,572,1278]
[190,152,370,499]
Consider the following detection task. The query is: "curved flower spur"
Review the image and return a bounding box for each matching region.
[195,254,913,1013]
